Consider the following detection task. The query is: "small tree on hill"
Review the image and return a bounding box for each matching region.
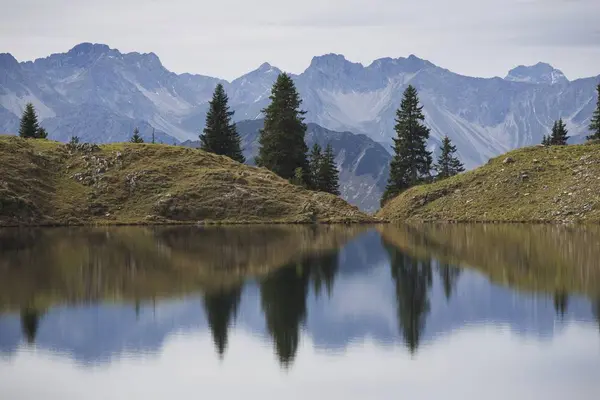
[290,167,306,187]
[549,119,569,145]
[200,83,245,163]
[256,73,309,184]
[130,127,144,143]
[36,127,48,139]
[381,85,432,206]
[318,144,340,195]
[434,136,464,180]
[308,143,323,190]
[19,103,47,139]
[541,135,550,146]
[588,84,600,141]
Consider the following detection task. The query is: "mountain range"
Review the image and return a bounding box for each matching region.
[1,42,598,208]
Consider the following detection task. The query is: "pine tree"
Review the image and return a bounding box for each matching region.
[130,127,144,143]
[587,84,600,141]
[36,127,48,139]
[308,143,323,190]
[549,119,569,145]
[318,144,340,195]
[434,135,464,180]
[200,84,245,163]
[541,135,550,145]
[19,103,40,138]
[290,167,306,187]
[256,73,309,183]
[381,85,432,206]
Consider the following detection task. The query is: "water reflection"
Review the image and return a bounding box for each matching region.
[1,224,600,398]
[202,285,242,358]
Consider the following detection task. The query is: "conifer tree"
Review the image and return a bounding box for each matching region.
[19,103,40,138]
[541,135,550,146]
[36,127,48,139]
[200,84,245,163]
[308,143,323,190]
[130,127,144,143]
[587,84,600,141]
[381,85,432,205]
[434,135,464,180]
[256,73,309,183]
[290,167,306,188]
[549,119,569,145]
[318,144,340,195]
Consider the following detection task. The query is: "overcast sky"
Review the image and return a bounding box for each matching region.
[1,0,599,80]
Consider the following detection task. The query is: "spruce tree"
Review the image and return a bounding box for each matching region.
[200,84,245,163]
[19,103,40,138]
[541,135,550,146]
[381,85,432,205]
[434,135,464,180]
[549,119,569,145]
[318,144,340,195]
[36,127,48,139]
[587,84,600,141]
[308,143,323,190]
[256,73,309,183]
[130,127,144,143]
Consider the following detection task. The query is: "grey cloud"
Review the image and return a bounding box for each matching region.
[0,0,599,80]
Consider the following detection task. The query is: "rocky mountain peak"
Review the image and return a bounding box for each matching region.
[307,53,367,76]
[0,53,19,70]
[368,54,434,74]
[505,62,568,85]
[67,42,113,57]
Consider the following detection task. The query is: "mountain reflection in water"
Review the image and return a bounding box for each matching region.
[0,224,599,399]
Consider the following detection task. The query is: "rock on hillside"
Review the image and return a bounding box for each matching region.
[377,143,600,223]
[0,136,375,226]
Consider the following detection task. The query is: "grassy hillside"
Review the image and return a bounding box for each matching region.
[378,143,600,223]
[0,136,375,226]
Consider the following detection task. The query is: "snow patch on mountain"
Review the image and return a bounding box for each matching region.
[0,92,55,119]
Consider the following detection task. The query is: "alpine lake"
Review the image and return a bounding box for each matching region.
[0,224,599,399]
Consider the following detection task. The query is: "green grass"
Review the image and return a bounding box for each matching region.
[0,136,375,226]
[377,143,600,223]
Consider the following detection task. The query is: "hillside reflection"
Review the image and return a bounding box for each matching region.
[1,224,599,368]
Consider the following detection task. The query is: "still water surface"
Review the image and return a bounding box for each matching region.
[0,224,599,399]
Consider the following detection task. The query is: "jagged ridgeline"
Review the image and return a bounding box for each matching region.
[0,225,366,310]
[379,224,600,297]
[0,136,374,226]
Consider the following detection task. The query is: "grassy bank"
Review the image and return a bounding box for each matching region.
[377,143,600,223]
[0,136,376,226]
[379,223,600,298]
